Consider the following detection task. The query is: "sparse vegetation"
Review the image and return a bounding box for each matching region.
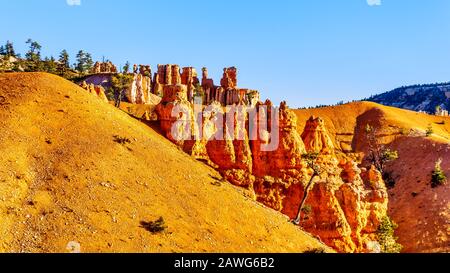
[25,39,43,72]
[367,82,450,114]
[365,125,399,174]
[293,152,320,225]
[431,159,447,188]
[377,216,403,253]
[76,50,94,75]
[303,247,326,254]
[365,125,399,188]
[301,204,312,216]
[58,49,70,77]
[140,217,168,234]
[123,61,130,74]
[113,135,132,145]
[426,124,434,137]
[111,74,134,108]
[0,41,16,57]
[0,39,95,80]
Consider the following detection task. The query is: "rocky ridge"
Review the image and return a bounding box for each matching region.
[82,63,260,107]
[154,81,389,253]
[368,82,450,114]
[80,64,391,252]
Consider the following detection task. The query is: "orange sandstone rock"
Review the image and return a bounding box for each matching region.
[92,61,117,74]
[127,73,152,104]
[251,101,306,178]
[301,116,335,154]
[220,67,238,89]
[155,94,389,252]
[80,81,108,103]
[339,159,361,184]
[152,69,389,253]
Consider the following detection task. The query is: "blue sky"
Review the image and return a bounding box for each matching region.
[2,0,450,107]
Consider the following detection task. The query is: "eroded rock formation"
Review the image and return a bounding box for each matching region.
[91,62,390,253]
[126,72,157,105]
[92,61,117,74]
[181,67,199,85]
[251,101,305,178]
[87,63,260,107]
[80,81,108,102]
[152,64,260,106]
[155,64,182,85]
[155,91,389,253]
[220,67,238,89]
[201,67,215,92]
[302,116,335,154]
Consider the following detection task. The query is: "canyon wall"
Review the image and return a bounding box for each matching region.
[155,90,389,253]
[81,63,390,252]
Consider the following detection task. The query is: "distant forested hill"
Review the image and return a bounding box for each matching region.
[367,82,450,113]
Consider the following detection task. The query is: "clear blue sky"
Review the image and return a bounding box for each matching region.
[2,0,450,107]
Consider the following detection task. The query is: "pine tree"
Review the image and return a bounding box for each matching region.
[5,41,16,57]
[111,74,134,108]
[431,159,447,188]
[123,61,130,74]
[58,49,70,76]
[76,50,94,75]
[76,50,85,74]
[58,50,70,68]
[25,39,42,71]
[377,216,402,253]
[84,52,93,73]
[43,56,57,74]
[25,39,41,62]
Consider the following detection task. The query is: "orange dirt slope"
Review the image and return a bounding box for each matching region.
[0,73,330,253]
[294,102,450,253]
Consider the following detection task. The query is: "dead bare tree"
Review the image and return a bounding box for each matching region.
[366,124,399,173]
[365,124,399,188]
[293,152,320,225]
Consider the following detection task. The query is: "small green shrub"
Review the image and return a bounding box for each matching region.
[431,159,447,188]
[113,135,131,145]
[301,204,312,215]
[377,216,402,253]
[381,149,399,163]
[141,217,167,234]
[426,124,434,137]
[303,247,326,254]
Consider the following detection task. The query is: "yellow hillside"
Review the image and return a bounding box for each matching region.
[0,73,330,253]
[295,101,450,148]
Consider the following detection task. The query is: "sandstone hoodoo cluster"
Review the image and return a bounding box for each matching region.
[82,62,261,107]
[155,86,389,253]
[81,62,391,253]
[92,61,118,74]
